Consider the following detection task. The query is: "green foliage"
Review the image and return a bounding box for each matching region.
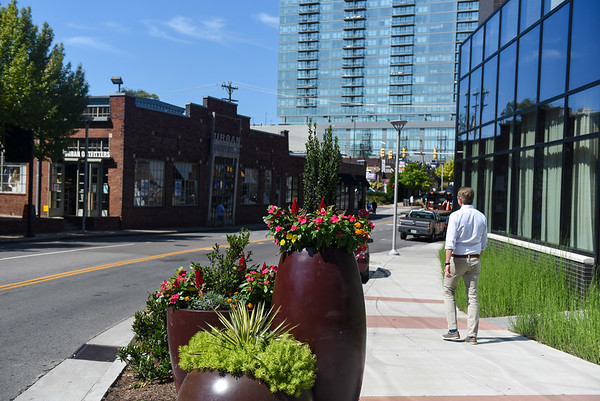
[122,88,160,100]
[179,304,316,397]
[434,158,454,189]
[117,293,171,383]
[0,0,89,161]
[385,172,409,199]
[303,123,342,211]
[366,190,393,205]
[397,163,431,194]
[438,245,600,364]
[196,228,253,298]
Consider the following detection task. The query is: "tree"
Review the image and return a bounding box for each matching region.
[122,88,159,100]
[303,123,342,210]
[435,158,454,189]
[397,163,431,195]
[0,1,89,161]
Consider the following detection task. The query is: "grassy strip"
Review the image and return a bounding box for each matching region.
[438,245,600,364]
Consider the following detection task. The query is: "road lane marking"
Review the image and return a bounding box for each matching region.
[0,237,273,292]
[0,243,135,262]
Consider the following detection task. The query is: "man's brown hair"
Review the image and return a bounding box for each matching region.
[457,187,474,205]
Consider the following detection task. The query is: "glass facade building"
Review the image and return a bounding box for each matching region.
[278,0,479,160]
[456,0,600,263]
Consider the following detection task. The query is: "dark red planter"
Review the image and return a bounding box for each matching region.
[271,248,366,401]
[177,370,313,401]
[166,308,230,393]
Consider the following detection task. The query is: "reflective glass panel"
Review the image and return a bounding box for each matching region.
[568,85,600,137]
[570,137,598,253]
[469,67,482,130]
[458,77,469,133]
[516,149,535,238]
[516,26,540,109]
[539,5,568,102]
[520,0,542,32]
[544,0,566,15]
[500,0,519,47]
[484,12,500,60]
[497,43,517,117]
[569,0,600,90]
[540,144,562,245]
[460,38,471,78]
[541,99,565,142]
[471,28,484,69]
[481,56,498,124]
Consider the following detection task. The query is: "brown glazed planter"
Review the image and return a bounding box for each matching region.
[271,248,366,401]
[166,308,230,393]
[177,370,313,401]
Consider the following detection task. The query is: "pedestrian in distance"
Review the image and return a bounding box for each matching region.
[442,186,488,345]
[216,202,225,226]
[371,200,377,215]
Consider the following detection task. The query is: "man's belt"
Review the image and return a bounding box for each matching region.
[453,254,480,259]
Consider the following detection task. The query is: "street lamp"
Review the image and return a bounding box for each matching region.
[389,119,407,256]
[111,76,123,92]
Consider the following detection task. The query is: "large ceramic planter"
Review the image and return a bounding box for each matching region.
[271,247,366,401]
[166,308,230,392]
[177,370,312,401]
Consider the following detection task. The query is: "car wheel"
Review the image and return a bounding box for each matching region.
[400,232,407,240]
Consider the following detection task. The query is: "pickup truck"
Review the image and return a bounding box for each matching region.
[398,209,446,241]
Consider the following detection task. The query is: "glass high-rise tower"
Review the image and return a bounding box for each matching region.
[277,0,479,162]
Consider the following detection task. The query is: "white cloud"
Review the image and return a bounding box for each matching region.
[145,16,229,43]
[255,12,278,28]
[63,36,120,53]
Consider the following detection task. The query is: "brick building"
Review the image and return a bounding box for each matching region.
[0,94,367,232]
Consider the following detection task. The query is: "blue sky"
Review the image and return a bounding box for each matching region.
[12,0,281,125]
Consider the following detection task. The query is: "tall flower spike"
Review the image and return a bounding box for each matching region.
[194,269,204,290]
[291,197,299,216]
[238,251,247,271]
[319,198,326,211]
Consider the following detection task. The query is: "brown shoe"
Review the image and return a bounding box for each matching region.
[465,336,477,345]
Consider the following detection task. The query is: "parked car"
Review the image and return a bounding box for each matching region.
[398,209,446,241]
[356,243,370,284]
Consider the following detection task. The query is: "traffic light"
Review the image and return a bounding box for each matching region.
[402,147,407,158]
[388,150,393,159]
[380,148,385,158]
[433,148,438,159]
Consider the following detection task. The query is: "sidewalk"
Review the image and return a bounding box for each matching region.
[14,242,600,401]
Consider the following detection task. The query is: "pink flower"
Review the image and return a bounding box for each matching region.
[349,215,356,222]
[268,205,277,214]
[370,221,375,229]
[298,215,308,224]
[275,225,282,232]
[330,215,340,223]
[314,217,323,224]
[247,277,255,282]
[264,280,270,285]
[291,224,298,231]
[178,269,186,276]
[170,294,180,304]
[320,209,327,216]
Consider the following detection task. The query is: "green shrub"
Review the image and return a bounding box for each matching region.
[179,304,316,397]
[117,293,171,383]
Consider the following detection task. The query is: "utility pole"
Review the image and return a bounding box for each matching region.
[221,81,238,103]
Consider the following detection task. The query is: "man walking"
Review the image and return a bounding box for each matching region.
[442,187,487,345]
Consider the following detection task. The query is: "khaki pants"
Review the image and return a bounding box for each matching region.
[443,257,480,338]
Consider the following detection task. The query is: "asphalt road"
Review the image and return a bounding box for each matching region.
[0,205,430,400]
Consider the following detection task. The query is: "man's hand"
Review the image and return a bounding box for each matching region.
[444,264,452,278]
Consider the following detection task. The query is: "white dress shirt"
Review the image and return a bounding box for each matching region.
[445,205,488,255]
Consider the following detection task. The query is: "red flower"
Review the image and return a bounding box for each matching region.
[319,198,326,211]
[238,252,247,271]
[291,197,299,216]
[194,269,204,290]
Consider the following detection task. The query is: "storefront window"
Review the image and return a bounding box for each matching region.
[172,162,198,206]
[240,168,259,205]
[211,157,236,222]
[263,170,272,204]
[0,162,26,193]
[516,150,535,238]
[134,159,164,206]
[336,183,350,211]
[570,137,598,253]
[285,176,299,204]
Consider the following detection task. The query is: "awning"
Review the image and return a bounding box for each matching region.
[339,173,356,186]
[354,175,369,186]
